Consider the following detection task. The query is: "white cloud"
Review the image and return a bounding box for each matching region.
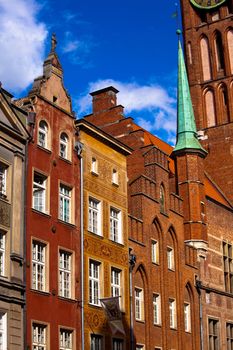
[0,0,47,92]
[76,79,177,142]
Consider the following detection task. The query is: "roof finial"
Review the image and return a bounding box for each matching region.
[51,33,57,52]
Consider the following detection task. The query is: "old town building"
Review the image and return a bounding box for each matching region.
[0,86,29,348]
[75,116,131,350]
[16,36,82,349]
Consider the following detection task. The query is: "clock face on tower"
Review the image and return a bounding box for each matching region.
[190,0,226,9]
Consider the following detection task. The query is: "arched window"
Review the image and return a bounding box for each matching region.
[38,120,48,148]
[200,36,212,81]
[60,133,68,159]
[184,284,193,333]
[219,84,230,124]
[227,29,233,74]
[214,31,225,73]
[159,185,165,214]
[204,89,216,127]
[187,42,193,65]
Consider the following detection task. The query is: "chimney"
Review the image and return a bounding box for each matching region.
[90,86,119,114]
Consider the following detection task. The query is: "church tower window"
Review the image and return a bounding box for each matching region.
[204,89,216,127]
[200,36,212,81]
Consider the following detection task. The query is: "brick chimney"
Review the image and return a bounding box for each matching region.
[90,86,119,114]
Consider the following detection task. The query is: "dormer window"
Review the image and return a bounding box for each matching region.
[91,157,98,174]
[38,121,48,149]
[60,133,68,159]
[112,169,118,185]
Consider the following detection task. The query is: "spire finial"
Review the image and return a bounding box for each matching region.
[51,33,57,52]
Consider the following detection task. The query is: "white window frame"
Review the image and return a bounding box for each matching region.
[167,246,174,270]
[0,312,7,350]
[91,157,98,174]
[0,231,6,276]
[38,120,48,149]
[110,207,122,243]
[59,184,72,223]
[32,323,47,350]
[153,293,161,325]
[60,328,73,350]
[112,169,118,185]
[111,268,122,307]
[60,133,68,159]
[0,163,7,197]
[33,172,47,213]
[152,240,159,264]
[184,302,191,332]
[169,299,176,329]
[112,338,124,350]
[135,288,144,321]
[90,334,103,350]
[88,197,101,235]
[89,260,101,306]
[59,250,72,298]
[32,241,46,291]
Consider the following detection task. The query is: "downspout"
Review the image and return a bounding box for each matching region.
[129,250,136,350]
[23,139,28,350]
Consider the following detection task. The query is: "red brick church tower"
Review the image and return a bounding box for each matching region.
[180,0,233,201]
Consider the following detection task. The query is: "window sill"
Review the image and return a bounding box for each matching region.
[153,323,162,328]
[109,239,124,247]
[59,156,72,165]
[30,289,50,296]
[57,219,76,228]
[135,319,145,324]
[112,182,119,188]
[58,296,77,303]
[91,171,99,177]
[152,262,160,266]
[170,327,177,331]
[89,303,102,309]
[87,230,103,238]
[168,268,175,272]
[37,145,52,154]
[31,208,51,218]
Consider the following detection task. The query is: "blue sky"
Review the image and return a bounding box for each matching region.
[0,0,181,144]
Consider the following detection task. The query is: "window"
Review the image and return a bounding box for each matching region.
[0,313,7,350]
[60,329,73,350]
[214,31,225,73]
[32,241,46,291]
[59,250,72,298]
[169,299,176,329]
[184,303,191,332]
[60,133,68,159]
[32,323,47,350]
[153,293,161,325]
[88,198,101,235]
[91,158,98,174]
[0,163,7,197]
[112,169,118,185]
[152,240,159,264]
[91,334,103,350]
[112,338,123,350]
[33,172,47,213]
[226,323,233,350]
[136,346,144,350]
[167,247,174,270]
[0,231,5,276]
[135,288,144,321]
[159,185,165,213]
[223,241,233,293]
[208,318,219,350]
[38,120,48,148]
[89,260,100,306]
[110,207,122,243]
[59,184,72,223]
[111,268,121,307]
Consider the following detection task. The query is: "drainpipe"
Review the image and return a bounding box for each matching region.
[23,140,28,350]
[196,279,204,350]
[129,250,136,350]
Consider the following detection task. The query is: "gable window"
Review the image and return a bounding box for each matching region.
[113,338,123,350]
[89,260,101,306]
[0,231,6,276]
[151,240,159,264]
[135,288,144,321]
[91,157,98,174]
[167,247,174,270]
[88,197,101,235]
[0,163,7,197]
[60,133,68,159]
[0,312,7,350]
[33,172,47,213]
[59,250,72,298]
[32,240,47,291]
[59,184,72,223]
[38,120,48,149]
[60,328,73,350]
[153,293,161,325]
[169,299,176,329]
[184,302,191,332]
[208,318,219,350]
[110,207,122,243]
[111,268,122,307]
[112,169,118,185]
[91,334,103,350]
[223,241,233,293]
[32,323,47,350]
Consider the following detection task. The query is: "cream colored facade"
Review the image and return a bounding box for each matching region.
[0,87,29,349]
[75,119,131,350]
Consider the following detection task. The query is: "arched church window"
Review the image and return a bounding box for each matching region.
[219,84,230,124]
[159,185,166,214]
[227,29,233,74]
[214,31,225,73]
[204,89,216,127]
[200,36,212,81]
[188,42,193,65]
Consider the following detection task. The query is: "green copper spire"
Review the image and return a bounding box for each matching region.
[173,37,207,155]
